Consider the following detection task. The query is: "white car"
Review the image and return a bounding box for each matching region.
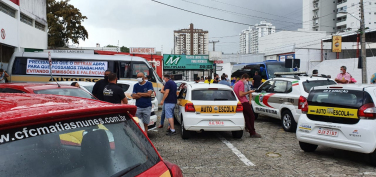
[251,72,337,132]
[174,82,245,139]
[296,84,376,165]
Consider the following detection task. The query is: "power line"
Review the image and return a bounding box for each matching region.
[151,0,251,26]
[181,0,301,25]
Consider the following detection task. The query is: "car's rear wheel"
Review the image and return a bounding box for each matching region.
[181,117,190,139]
[369,150,376,166]
[299,141,318,152]
[281,110,297,132]
[251,106,258,120]
[232,130,243,139]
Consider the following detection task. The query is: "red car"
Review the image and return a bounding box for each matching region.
[0,93,182,177]
[0,83,96,99]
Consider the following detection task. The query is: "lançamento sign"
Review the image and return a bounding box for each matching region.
[163,54,213,70]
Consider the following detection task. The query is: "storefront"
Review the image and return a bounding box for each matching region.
[163,54,213,81]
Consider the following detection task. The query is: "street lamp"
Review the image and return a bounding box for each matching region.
[339,2,367,83]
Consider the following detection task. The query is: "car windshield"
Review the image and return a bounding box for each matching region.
[0,113,160,177]
[302,80,337,93]
[117,84,131,92]
[266,64,293,78]
[34,88,96,100]
[192,89,237,101]
[83,85,94,93]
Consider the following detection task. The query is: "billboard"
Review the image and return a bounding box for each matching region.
[332,36,342,53]
[163,55,213,70]
[130,47,156,54]
[209,51,222,61]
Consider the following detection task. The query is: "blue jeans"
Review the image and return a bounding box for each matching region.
[160,104,166,125]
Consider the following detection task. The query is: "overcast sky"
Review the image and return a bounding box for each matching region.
[69,0,302,54]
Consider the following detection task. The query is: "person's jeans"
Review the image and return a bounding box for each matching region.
[160,104,166,125]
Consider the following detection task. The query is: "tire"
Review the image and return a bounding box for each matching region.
[251,106,258,120]
[370,150,376,166]
[232,130,243,139]
[181,118,190,139]
[299,141,318,152]
[281,110,297,132]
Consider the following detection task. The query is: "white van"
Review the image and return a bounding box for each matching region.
[7,50,164,103]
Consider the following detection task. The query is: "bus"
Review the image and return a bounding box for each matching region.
[231,60,293,83]
[7,50,164,103]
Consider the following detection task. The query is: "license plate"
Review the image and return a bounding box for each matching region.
[317,128,338,137]
[196,105,236,114]
[209,120,224,126]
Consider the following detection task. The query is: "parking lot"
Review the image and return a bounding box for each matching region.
[148,112,376,176]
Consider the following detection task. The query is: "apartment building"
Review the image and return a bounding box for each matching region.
[239,21,275,54]
[173,23,209,55]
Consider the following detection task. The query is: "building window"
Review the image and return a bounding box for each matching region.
[0,1,16,18]
[35,21,45,31]
[21,13,33,26]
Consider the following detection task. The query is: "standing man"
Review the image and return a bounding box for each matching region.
[335,66,351,84]
[103,73,128,104]
[132,72,154,133]
[218,75,231,87]
[160,75,177,136]
[252,71,262,89]
[233,74,261,138]
[92,70,111,101]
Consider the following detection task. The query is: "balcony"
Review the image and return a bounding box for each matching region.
[312,15,319,19]
[313,0,319,2]
[337,0,347,5]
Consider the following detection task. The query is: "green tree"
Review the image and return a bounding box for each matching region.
[47,0,88,47]
[120,46,129,53]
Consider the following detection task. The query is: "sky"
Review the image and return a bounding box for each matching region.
[69,0,303,54]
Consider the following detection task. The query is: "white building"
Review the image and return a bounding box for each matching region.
[174,23,209,55]
[303,0,376,33]
[239,21,275,54]
[0,0,48,69]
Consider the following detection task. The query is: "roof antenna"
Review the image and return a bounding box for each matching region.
[48,51,60,88]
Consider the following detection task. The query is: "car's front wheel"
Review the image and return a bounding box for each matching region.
[281,110,297,132]
[299,141,318,152]
[181,117,190,139]
[232,130,243,139]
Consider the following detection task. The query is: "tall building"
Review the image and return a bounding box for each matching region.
[239,21,276,54]
[303,0,376,33]
[174,23,209,55]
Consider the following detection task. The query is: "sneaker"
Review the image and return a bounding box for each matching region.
[250,133,262,138]
[166,131,176,136]
[166,128,171,133]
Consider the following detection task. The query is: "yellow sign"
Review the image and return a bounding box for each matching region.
[195,105,237,114]
[308,105,358,119]
[332,36,342,53]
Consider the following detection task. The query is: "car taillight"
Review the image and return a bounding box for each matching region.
[185,103,195,112]
[236,103,243,112]
[358,103,376,119]
[301,100,309,114]
[164,161,183,177]
[298,96,307,109]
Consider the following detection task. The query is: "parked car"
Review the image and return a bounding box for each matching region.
[251,72,337,132]
[0,93,183,177]
[174,83,245,139]
[0,83,96,99]
[296,84,376,166]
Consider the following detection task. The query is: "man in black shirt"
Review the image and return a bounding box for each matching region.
[252,71,262,89]
[92,70,111,101]
[103,73,128,104]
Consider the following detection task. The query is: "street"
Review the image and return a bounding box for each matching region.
[149,112,376,176]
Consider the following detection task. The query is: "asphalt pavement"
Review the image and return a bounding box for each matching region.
[148,111,376,177]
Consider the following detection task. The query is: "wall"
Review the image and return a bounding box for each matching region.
[294,48,322,73]
[216,63,232,77]
[0,1,19,47]
[221,54,264,63]
[19,0,47,21]
[19,22,47,50]
[309,57,376,83]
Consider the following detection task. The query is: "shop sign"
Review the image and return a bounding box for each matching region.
[130,47,156,54]
[163,55,213,70]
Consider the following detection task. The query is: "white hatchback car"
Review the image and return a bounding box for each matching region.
[296,84,376,165]
[174,83,245,139]
[251,72,337,132]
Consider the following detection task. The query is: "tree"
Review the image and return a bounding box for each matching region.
[120,46,130,53]
[47,0,88,47]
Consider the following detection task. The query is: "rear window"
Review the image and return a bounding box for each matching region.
[302,80,337,93]
[307,89,374,124]
[117,84,130,92]
[34,88,96,100]
[192,89,237,101]
[0,113,160,177]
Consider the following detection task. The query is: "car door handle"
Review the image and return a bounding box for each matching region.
[279,98,284,101]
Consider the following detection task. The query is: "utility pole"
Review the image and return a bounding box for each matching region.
[360,0,367,83]
[209,40,220,51]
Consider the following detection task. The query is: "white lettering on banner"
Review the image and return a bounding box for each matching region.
[130,47,156,54]
[26,59,108,76]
